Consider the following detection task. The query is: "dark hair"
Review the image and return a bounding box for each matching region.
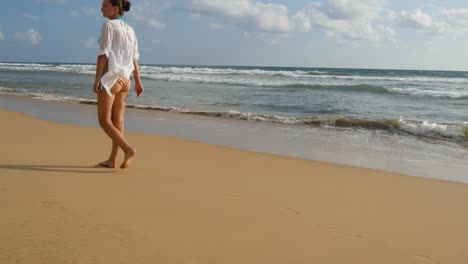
[110,0,131,15]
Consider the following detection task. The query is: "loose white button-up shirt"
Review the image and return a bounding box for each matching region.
[98,19,139,95]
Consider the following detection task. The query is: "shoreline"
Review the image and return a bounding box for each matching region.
[1,93,468,183]
[1,108,468,263]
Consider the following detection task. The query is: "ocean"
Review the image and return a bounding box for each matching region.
[1,62,467,141]
[1,62,468,182]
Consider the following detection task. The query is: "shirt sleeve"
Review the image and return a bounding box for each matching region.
[98,22,113,57]
[133,30,140,61]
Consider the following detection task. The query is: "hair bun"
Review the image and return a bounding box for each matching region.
[124,0,131,12]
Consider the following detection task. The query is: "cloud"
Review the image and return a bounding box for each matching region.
[84,37,98,49]
[400,9,436,30]
[82,6,98,16]
[148,19,166,30]
[190,0,255,17]
[440,9,468,27]
[15,29,42,45]
[127,1,170,30]
[189,0,311,33]
[0,32,5,41]
[399,9,461,35]
[308,0,395,42]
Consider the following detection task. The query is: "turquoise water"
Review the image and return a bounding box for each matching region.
[1,62,468,142]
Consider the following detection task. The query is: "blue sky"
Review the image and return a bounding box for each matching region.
[2,0,468,70]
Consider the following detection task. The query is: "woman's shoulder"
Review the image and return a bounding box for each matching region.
[102,20,136,32]
[102,20,120,28]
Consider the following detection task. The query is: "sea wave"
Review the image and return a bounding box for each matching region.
[2,88,466,141]
[2,63,468,86]
[281,84,389,93]
[139,66,312,78]
[2,63,468,99]
[0,63,95,75]
[388,87,468,99]
[121,104,468,141]
[2,81,467,101]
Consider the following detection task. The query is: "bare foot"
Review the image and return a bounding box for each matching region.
[120,148,136,169]
[98,160,116,168]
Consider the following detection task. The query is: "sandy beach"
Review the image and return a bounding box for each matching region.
[1,108,468,264]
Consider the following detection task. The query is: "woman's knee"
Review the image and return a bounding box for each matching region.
[98,116,113,128]
[112,118,124,130]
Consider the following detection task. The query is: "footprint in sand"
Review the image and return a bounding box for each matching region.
[284,207,301,215]
[226,194,242,199]
[411,255,440,264]
[41,200,65,210]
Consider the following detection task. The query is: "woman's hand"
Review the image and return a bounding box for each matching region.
[93,82,101,93]
[135,83,144,97]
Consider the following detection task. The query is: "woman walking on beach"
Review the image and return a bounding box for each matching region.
[93,0,144,169]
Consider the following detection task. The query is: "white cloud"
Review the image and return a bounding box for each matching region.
[253,3,289,32]
[82,6,98,16]
[15,29,42,45]
[400,9,451,35]
[308,0,395,42]
[291,11,311,32]
[440,9,468,27]
[0,32,5,41]
[400,9,433,29]
[127,1,170,30]
[84,37,98,49]
[315,0,385,21]
[148,19,166,30]
[191,0,255,17]
[189,0,311,33]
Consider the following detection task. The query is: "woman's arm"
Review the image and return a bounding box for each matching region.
[133,60,144,97]
[93,55,108,93]
[94,22,112,93]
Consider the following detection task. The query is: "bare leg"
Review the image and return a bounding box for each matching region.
[99,81,131,168]
[97,82,135,169]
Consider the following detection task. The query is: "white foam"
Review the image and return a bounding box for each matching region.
[0,63,95,75]
[2,63,468,86]
[388,87,468,99]
[398,117,463,138]
[2,63,468,99]
[0,87,29,95]
[139,66,310,78]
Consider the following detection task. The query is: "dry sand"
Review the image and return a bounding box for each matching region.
[1,109,468,264]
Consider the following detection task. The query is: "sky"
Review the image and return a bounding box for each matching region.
[1,0,468,70]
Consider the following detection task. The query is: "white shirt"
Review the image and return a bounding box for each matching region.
[98,19,139,95]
